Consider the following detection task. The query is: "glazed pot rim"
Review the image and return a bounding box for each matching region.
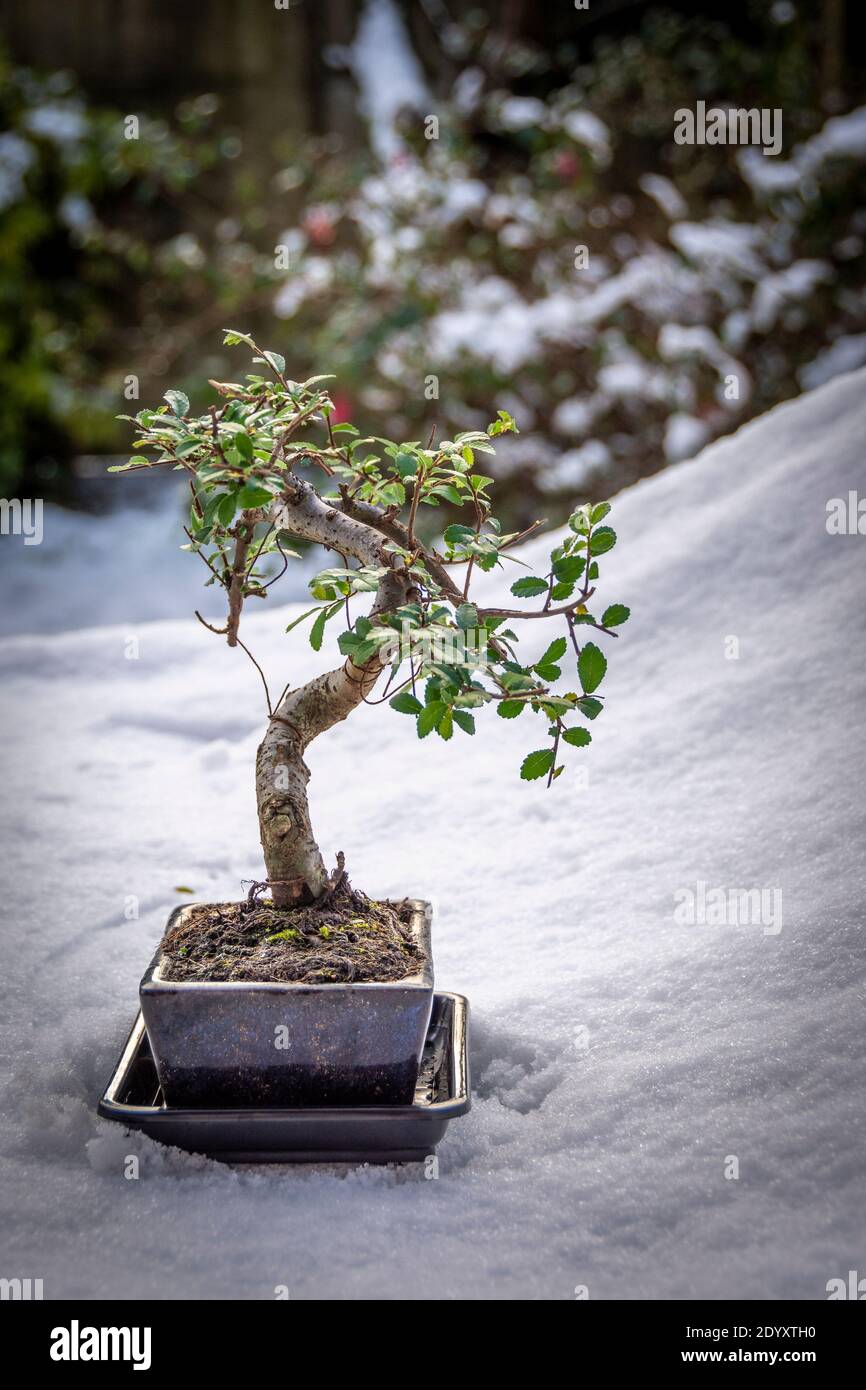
[141,897,434,995]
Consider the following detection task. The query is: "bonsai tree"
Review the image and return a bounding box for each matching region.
[115,331,629,909]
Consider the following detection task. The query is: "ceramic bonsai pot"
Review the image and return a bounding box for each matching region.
[99,992,469,1163]
[139,900,434,1108]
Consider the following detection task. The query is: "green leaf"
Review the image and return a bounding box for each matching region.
[390,692,423,715]
[455,602,478,631]
[379,482,405,507]
[395,453,418,478]
[497,699,525,719]
[578,642,607,693]
[348,639,381,665]
[534,663,561,683]
[510,576,548,598]
[553,555,586,584]
[562,727,592,747]
[234,432,254,461]
[262,350,286,374]
[237,484,272,508]
[576,696,603,719]
[602,603,630,627]
[429,484,464,506]
[452,710,476,735]
[309,608,329,651]
[437,709,454,740]
[338,631,360,655]
[164,389,189,417]
[590,502,611,525]
[538,637,567,668]
[520,749,556,781]
[589,526,617,555]
[217,493,237,528]
[444,523,476,546]
[222,329,257,349]
[285,606,320,633]
[418,701,446,738]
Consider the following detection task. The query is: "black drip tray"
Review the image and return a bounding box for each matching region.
[98,992,470,1164]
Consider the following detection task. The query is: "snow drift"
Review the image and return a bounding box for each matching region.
[1,370,864,1300]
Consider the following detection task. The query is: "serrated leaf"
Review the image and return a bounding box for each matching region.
[444,523,476,546]
[455,602,478,631]
[578,642,607,693]
[562,727,592,747]
[348,638,381,665]
[164,389,189,417]
[538,637,568,668]
[418,701,446,738]
[576,696,603,719]
[510,577,548,598]
[521,749,555,781]
[497,700,525,719]
[390,692,423,715]
[534,663,561,682]
[602,603,630,627]
[590,502,611,525]
[590,526,617,555]
[553,555,586,584]
[452,710,476,735]
[437,709,454,740]
[309,608,328,651]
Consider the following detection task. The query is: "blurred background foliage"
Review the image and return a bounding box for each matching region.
[0,0,863,528]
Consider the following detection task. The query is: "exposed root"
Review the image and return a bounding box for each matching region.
[160,886,421,984]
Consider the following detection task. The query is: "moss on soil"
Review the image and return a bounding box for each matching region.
[160,887,421,984]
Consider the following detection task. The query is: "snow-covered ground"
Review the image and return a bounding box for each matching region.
[0,479,313,638]
[1,371,864,1300]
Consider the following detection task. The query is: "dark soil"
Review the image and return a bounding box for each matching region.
[159,886,422,984]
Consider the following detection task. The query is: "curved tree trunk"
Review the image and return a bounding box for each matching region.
[255,653,384,906]
[236,476,417,907]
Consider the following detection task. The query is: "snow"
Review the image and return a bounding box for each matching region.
[749,259,832,334]
[670,219,765,278]
[639,173,688,221]
[799,332,866,391]
[349,0,430,162]
[0,483,313,638]
[1,370,865,1299]
[561,109,611,164]
[497,97,548,131]
[739,105,866,195]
